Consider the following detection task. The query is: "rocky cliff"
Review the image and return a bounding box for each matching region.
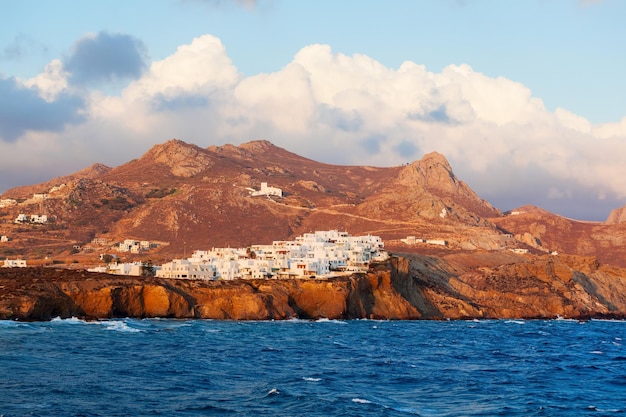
[2,254,625,321]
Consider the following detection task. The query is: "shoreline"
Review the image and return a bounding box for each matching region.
[3,253,626,322]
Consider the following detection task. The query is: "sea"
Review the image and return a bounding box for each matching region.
[0,318,625,417]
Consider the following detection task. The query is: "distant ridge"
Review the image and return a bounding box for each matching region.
[2,163,112,198]
[606,205,626,225]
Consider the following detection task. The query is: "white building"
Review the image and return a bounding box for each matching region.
[14,214,28,223]
[30,214,48,224]
[401,236,427,245]
[0,199,17,208]
[249,182,283,197]
[92,237,110,246]
[0,236,9,242]
[509,248,530,254]
[14,214,48,224]
[156,259,217,280]
[106,262,144,276]
[156,230,387,281]
[117,239,153,253]
[425,239,447,246]
[2,259,27,268]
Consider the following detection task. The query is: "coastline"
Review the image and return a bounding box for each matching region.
[2,255,626,322]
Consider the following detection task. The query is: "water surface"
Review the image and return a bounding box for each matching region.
[1,318,624,416]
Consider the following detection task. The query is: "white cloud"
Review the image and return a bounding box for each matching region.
[22,59,68,101]
[123,34,239,102]
[2,34,626,220]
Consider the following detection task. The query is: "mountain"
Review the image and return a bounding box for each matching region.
[1,138,626,269]
[491,205,626,267]
[2,163,112,198]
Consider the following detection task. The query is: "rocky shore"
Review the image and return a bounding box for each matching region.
[1,254,625,321]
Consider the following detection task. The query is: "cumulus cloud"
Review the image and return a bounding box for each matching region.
[64,31,147,86]
[0,76,84,142]
[2,34,626,220]
[22,59,69,101]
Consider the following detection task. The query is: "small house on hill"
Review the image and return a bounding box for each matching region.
[248,182,282,197]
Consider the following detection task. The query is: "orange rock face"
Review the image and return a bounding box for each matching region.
[1,253,625,321]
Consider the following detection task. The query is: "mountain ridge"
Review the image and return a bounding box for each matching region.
[1,138,625,268]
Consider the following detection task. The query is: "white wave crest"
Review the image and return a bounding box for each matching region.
[51,316,90,324]
[102,320,142,333]
[315,318,347,324]
[352,398,372,404]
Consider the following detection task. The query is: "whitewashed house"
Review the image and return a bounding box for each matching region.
[2,259,27,268]
[0,235,9,242]
[14,214,28,223]
[150,230,387,281]
[107,262,144,276]
[30,214,48,224]
[156,259,217,280]
[249,182,282,197]
[0,199,17,208]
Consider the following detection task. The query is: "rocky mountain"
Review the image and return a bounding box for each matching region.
[0,139,507,262]
[491,205,626,268]
[1,138,626,270]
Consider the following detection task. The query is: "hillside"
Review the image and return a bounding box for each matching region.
[1,138,626,269]
[491,205,626,267]
[0,138,508,263]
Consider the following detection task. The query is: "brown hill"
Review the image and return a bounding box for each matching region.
[2,163,112,199]
[491,205,626,267]
[1,138,626,270]
[0,138,508,262]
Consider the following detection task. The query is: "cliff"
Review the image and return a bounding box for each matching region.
[2,254,625,321]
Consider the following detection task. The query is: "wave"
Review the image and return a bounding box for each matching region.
[352,398,372,404]
[101,320,142,333]
[504,320,526,325]
[315,318,348,324]
[51,316,92,324]
[49,317,143,332]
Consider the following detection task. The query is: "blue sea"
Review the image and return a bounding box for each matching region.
[1,318,625,416]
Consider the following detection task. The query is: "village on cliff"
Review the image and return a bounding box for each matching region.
[81,230,389,280]
[1,184,390,279]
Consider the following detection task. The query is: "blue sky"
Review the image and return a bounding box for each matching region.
[1,0,625,220]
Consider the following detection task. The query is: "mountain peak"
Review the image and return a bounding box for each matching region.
[420,151,452,169]
[394,151,499,220]
[141,138,213,177]
[398,152,457,192]
[239,139,275,152]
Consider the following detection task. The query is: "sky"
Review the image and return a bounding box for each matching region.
[1,0,625,221]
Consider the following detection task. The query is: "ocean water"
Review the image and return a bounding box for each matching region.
[0,319,625,417]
